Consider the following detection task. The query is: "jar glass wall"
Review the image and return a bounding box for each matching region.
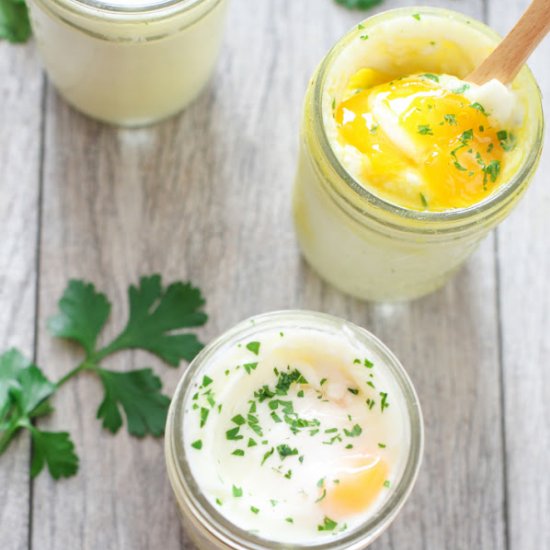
[165,310,423,550]
[293,7,543,302]
[27,0,227,126]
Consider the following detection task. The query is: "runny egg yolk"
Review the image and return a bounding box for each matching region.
[335,73,513,211]
[321,455,388,518]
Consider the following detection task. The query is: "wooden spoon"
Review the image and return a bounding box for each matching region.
[467,0,550,85]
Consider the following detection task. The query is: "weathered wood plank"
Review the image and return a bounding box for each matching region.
[490,1,550,548]
[31,1,505,549]
[0,42,43,550]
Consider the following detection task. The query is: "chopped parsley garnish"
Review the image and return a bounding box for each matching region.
[247,438,257,447]
[231,414,246,426]
[412,13,421,21]
[226,427,243,440]
[246,341,261,355]
[452,84,470,94]
[470,102,487,115]
[250,506,260,514]
[378,442,386,448]
[318,516,339,531]
[201,375,213,387]
[483,159,501,183]
[316,489,327,502]
[200,407,209,428]
[347,388,359,395]
[360,34,369,40]
[444,114,457,125]
[243,362,258,374]
[284,469,293,479]
[344,424,363,437]
[422,73,439,82]
[277,444,299,459]
[232,485,243,497]
[285,517,294,524]
[232,449,245,456]
[454,161,467,172]
[380,392,390,412]
[191,440,202,450]
[417,124,433,136]
[261,447,274,465]
[384,480,391,488]
[320,377,327,386]
[497,130,517,151]
[420,193,429,207]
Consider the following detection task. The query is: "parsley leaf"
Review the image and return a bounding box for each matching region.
[104,275,207,366]
[0,349,78,479]
[0,0,31,43]
[47,280,111,356]
[96,368,170,437]
[30,429,79,479]
[334,0,383,10]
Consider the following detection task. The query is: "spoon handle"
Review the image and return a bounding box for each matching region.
[467,0,550,85]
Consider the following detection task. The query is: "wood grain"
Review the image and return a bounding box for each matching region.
[490,1,550,548]
[0,43,43,550]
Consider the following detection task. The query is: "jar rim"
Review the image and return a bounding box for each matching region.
[59,0,203,15]
[166,310,424,549]
[312,6,544,227]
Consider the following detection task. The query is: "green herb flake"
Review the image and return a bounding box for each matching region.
[226,427,243,441]
[380,392,390,412]
[344,424,363,438]
[378,442,386,448]
[246,341,261,355]
[243,362,258,375]
[452,84,470,94]
[384,480,391,488]
[470,102,487,115]
[232,449,245,457]
[191,440,203,450]
[444,114,457,126]
[216,498,223,506]
[250,506,260,514]
[483,159,501,183]
[201,375,213,387]
[454,161,467,172]
[232,414,246,426]
[247,438,257,448]
[318,516,338,531]
[417,124,433,136]
[285,517,294,524]
[277,444,299,459]
[412,13,421,21]
[200,407,209,428]
[316,489,327,502]
[420,193,429,208]
[422,73,439,82]
[261,447,274,465]
[232,485,243,498]
[497,130,517,151]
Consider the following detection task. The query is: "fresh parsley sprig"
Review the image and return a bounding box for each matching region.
[0,0,31,43]
[335,0,383,10]
[0,274,207,479]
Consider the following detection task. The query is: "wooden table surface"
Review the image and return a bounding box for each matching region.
[1,0,549,549]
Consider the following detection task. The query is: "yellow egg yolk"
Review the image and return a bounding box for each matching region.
[321,455,388,518]
[335,73,515,211]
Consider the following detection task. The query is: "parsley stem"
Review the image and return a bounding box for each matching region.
[56,360,95,388]
[0,418,23,454]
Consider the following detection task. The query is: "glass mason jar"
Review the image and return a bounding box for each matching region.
[27,0,227,126]
[293,7,544,302]
[165,310,424,549]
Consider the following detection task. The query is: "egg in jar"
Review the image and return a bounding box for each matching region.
[165,311,423,548]
[293,8,543,301]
